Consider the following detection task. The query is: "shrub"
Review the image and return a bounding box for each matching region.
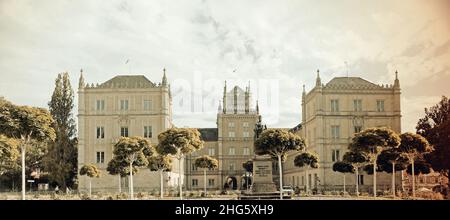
[136,192,146,199]
[416,191,444,200]
[80,194,91,200]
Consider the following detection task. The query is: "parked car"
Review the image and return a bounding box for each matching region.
[282,186,294,196]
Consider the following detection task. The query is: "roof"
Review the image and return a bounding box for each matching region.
[197,128,218,141]
[289,123,302,133]
[324,77,384,90]
[97,75,156,88]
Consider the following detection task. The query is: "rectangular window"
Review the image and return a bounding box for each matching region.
[208,148,215,156]
[192,164,197,171]
[331,126,340,139]
[314,173,318,188]
[208,179,215,187]
[96,100,105,111]
[229,147,235,155]
[96,126,105,139]
[302,176,304,185]
[120,127,129,137]
[359,175,364,185]
[144,126,152,138]
[229,163,235,171]
[243,147,250,155]
[377,100,385,112]
[243,122,249,128]
[354,126,362,134]
[192,179,198,187]
[332,149,340,162]
[96,152,105,164]
[243,131,250,138]
[143,100,152,111]
[353,99,362,112]
[228,122,235,128]
[228,131,235,138]
[120,100,129,110]
[331,99,339,112]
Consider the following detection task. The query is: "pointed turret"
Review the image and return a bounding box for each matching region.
[256,100,259,115]
[162,68,168,86]
[315,69,321,87]
[79,69,85,89]
[223,81,227,114]
[394,70,400,89]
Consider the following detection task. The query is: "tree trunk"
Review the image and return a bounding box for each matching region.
[373,160,377,197]
[355,167,359,196]
[392,162,396,197]
[118,175,121,193]
[160,170,164,199]
[204,169,207,196]
[129,162,134,200]
[21,145,26,200]
[277,154,283,199]
[411,158,415,199]
[89,178,92,197]
[305,167,309,194]
[179,157,182,200]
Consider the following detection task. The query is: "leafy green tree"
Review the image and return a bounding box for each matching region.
[294,152,319,193]
[376,149,409,197]
[398,132,433,198]
[156,128,204,200]
[79,164,100,197]
[254,129,305,199]
[148,154,173,199]
[0,135,19,175]
[44,72,78,191]
[194,155,218,196]
[0,100,56,200]
[349,127,401,197]
[106,158,127,193]
[343,151,369,195]
[112,136,155,200]
[332,161,354,193]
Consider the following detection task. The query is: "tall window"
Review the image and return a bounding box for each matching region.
[228,131,235,138]
[143,100,152,111]
[192,164,197,171]
[96,126,105,139]
[96,152,105,164]
[192,179,198,187]
[331,99,339,112]
[96,100,105,111]
[332,149,340,162]
[120,127,129,137]
[120,100,129,110]
[229,163,235,171]
[208,179,215,186]
[243,131,250,138]
[331,126,340,139]
[243,122,249,128]
[208,148,215,156]
[377,100,385,112]
[229,147,235,155]
[359,175,364,185]
[353,99,362,112]
[144,126,152,138]
[354,126,362,134]
[228,122,235,128]
[243,147,250,155]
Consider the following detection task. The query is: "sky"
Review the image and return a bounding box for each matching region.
[0,0,449,132]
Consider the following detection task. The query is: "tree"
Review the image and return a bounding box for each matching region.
[112,136,155,200]
[294,152,319,194]
[0,135,19,175]
[44,72,78,191]
[156,128,204,200]
[79,164,100,197]
[398,132,433,198]
[349,127,401,197]
[343,151,369,196]
[376,149,409,197]
[148,154,173,199]
[416,96,450,194]
[254,129,305,199]
[106,158,127,194]
[194,155,218,196]
[332,161,354,193]
[0,100,56,200]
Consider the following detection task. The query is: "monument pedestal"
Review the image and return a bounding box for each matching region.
[239,155,289,200]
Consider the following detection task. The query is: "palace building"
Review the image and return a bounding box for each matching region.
[77,69,181,192]
[283,70,402,193]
